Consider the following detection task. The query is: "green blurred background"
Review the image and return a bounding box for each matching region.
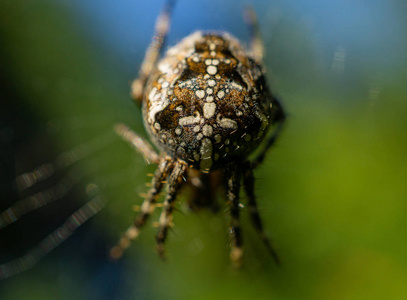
[1,0,406,299]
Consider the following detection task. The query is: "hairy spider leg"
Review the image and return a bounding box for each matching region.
[225,165,243,267]
[251,99,286,169]
[156,160,188,258]
[243,6,264,63]
[131,0,176,104]
[242,162,280,265]
[110,157,173,259]
[114,123,159,164]
[243,6,286,170]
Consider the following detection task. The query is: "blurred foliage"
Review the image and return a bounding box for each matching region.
[0,0,407,300]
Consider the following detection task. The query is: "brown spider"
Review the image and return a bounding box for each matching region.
[110,0,285,267]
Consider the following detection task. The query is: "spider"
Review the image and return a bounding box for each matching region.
[110,0,286,267]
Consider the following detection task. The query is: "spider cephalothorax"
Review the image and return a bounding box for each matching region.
[111,0,285,266]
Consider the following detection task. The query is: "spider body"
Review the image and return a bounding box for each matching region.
[111,1,285,266]
[144,31,278,172]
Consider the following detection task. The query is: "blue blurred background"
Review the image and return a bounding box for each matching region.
[0,0,406,299]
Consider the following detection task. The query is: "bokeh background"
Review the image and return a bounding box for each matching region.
[1,0,407,299]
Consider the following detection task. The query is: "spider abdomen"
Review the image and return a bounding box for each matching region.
[143,31,278,172]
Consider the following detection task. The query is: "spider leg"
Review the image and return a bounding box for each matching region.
[225,165,243,267]
[243,6,264,62]
[110,158,173,259]
[243,6,286,169]
[156,160,188,258]
[131,0,176,104]
[251,99,286,169]
[114,123,159,164]
[242,162,280,265]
